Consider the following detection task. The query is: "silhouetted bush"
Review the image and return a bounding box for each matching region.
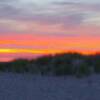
[10,59,29,73]
[0,52,100,77]
[94,59,100,73]
[75,62,91,78]
[51,57,73,75]
[0,63,6,71]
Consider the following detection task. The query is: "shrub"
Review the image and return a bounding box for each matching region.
[94,60,100,73]
[0,63,6,71]
[75,62,91,78]
[10,59,29,73]
[51,58,73,76]
[0,52,100,77]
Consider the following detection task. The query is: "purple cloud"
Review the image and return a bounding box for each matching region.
[0,0,100,34]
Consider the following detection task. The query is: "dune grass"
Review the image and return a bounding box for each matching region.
[0,52,100,78]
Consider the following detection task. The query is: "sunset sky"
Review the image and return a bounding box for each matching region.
[0,0,100,61]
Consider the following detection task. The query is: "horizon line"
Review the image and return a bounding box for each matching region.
[0,48,99,55]
[0,48,100,62]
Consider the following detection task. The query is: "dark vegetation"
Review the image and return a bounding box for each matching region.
[0,52,100,77]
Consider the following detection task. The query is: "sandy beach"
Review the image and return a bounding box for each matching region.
[0,72,100,100]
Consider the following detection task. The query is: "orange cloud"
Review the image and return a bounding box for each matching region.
[0,34,99,62]
[0,34,99,49]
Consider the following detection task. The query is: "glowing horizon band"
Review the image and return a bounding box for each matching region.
[0,48,65,54]
[0,48,99,55]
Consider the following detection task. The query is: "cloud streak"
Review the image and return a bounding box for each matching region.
[0,0,100,33]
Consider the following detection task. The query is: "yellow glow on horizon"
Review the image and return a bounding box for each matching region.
[0,49,12,53]
[0,48,65,54]
[0,48,98,55]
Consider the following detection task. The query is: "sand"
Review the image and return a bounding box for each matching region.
[0,72,100,100]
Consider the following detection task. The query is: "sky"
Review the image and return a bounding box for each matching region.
[0,0,100,61]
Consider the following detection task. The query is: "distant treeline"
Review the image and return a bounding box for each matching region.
[0,52,100,77]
